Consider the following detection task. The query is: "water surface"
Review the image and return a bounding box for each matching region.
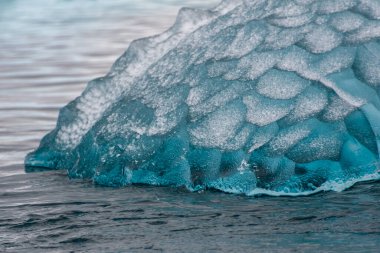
[1,1,380,252]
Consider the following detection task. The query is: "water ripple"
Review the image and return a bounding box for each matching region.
[1,0,380,252]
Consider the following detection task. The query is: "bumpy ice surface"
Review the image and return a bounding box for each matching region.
[26,0,380,195]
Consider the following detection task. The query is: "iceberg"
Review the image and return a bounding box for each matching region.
[25,0,380,195]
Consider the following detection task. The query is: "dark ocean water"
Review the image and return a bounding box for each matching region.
[1,1,380,252]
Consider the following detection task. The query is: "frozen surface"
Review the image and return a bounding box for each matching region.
[26,0,380,195]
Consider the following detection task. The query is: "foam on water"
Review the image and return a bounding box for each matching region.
[248,168,380,197]
[25,0,380,195]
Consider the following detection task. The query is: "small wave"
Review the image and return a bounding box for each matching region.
[247,171,380,197]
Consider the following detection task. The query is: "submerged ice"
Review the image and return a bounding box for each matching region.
[25,0,380,195]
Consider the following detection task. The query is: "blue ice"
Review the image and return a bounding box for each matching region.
[25,0,380,195]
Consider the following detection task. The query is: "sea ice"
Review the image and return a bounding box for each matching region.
[26,0,380,195]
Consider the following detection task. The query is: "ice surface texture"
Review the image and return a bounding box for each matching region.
[26,0,380,195]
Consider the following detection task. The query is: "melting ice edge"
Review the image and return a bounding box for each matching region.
[26,0,380,195]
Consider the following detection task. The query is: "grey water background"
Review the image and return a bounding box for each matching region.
[0,0,380,252]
